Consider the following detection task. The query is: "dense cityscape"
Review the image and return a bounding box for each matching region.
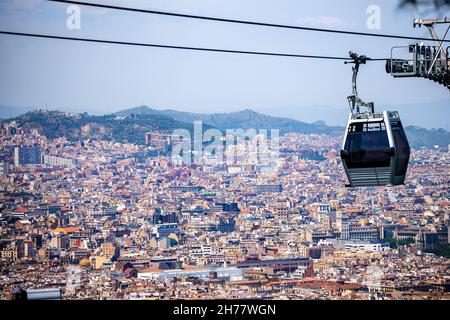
[0,116,449,300]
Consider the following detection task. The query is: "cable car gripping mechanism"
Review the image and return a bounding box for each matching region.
[345,51,375,116]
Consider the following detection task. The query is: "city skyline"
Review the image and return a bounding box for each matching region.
[1,123,449,301]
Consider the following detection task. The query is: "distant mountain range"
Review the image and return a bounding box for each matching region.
[2,106,450,147]
[2,100,449,129]
[114,106,343,135]
[0,105,106,119]
[114,106,450,147]
[259,99,450,130]
[0,105,37,119]
[5,110,197,145]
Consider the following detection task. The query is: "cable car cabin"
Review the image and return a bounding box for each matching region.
[340,111,410,187]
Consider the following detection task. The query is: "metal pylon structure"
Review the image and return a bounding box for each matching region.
[386,17,450,90]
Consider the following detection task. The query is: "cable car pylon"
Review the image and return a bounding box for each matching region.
[386,17,450,90]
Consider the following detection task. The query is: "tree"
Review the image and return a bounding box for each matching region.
[385,237,415,249]
[398,0,450,12]
[424,243,450,258]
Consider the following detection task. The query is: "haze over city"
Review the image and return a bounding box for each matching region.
[0,0,449,129]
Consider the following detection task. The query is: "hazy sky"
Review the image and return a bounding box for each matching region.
[0,0,449,119]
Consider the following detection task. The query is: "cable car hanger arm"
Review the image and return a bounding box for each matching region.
[344,52,375,115]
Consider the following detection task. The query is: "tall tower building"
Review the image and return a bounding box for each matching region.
[0,162,9,175]
[337,212,350,239]
[14,147,42,167]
